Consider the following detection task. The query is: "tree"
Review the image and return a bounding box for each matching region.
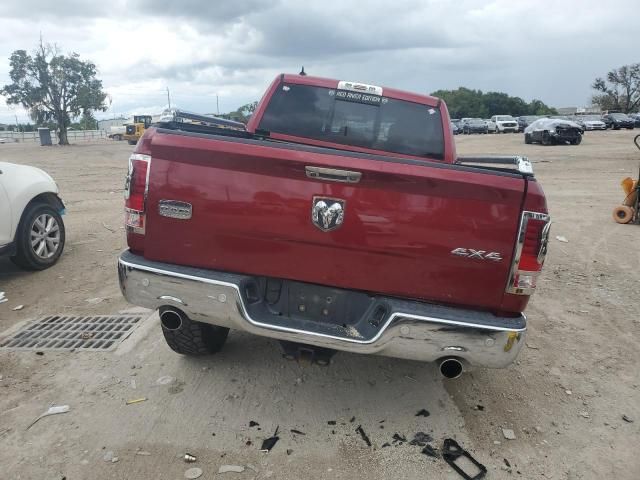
[78,110,97,130]
[0,40,107,145]
[430,88,556,118]
[220,101,259,123]
[592,63,640,113]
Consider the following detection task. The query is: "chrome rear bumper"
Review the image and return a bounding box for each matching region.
[118,251,526,368]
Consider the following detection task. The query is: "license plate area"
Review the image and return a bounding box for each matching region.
[287,282,351,325]
[243,277,376,329]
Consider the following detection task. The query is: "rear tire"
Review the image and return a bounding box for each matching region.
[524,133,532,144]
[572,136,582,145]
[160,307,229,356]
[127,140,137,145]
[11,202,65,270]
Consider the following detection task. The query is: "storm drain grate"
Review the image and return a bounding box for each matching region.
[0,315,143,351]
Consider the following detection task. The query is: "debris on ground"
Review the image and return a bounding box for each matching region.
[622,414,633,423]
[126,397,147,405]
[103,451,118,463]
[502,428,516,440]
[421,444,439,458]
[260,426,280,452]
[392,433,407,443]
[442,439,487,480]
[0,292,7,304]
[218,465,245,474]
[579,411,590,418]
[184,467,203,479]
[135,451,151,456]
[286,449,293,455]
[101,221,116,233]
[556,235,569,243]
[355,425,372,447]
[290,429,306,435]
[12,305,24,311]
[84,297,104,305]
[415,409,430,417]
[183,453,196,463]
[35,351,44,356]
[475,405,485,411]
[409,432,433,446]
[26,405,70,430]
[504,458,511,468]
[249,421,260,427]
[327,420,337,425]
[565,390,572,395]
[350,416,356,423]
[156,375,176,385]
[381,443,391,448]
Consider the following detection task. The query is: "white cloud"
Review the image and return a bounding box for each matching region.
[1,0,639,125]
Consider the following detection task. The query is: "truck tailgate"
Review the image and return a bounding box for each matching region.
[143,130,525,312]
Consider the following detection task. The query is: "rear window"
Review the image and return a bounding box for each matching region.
[259,83,444,159]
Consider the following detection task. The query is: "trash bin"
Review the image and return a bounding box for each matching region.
[38,127,52,146]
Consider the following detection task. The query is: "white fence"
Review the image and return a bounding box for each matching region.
[0,129,107,143]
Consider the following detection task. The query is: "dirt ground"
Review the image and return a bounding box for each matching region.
[0,131,638,480]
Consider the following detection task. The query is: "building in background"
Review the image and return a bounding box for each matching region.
[557,106,602,115]
[97,117,129,131]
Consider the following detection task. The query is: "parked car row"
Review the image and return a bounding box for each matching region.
[451,112,638,136]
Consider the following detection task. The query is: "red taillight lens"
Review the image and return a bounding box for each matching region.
[518,218,546,271]
[507,212,550,295]
[124,153,150,233]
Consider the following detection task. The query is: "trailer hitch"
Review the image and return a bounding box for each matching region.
[279,341,336,366]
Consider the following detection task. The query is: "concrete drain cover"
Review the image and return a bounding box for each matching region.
[0,315,143,351]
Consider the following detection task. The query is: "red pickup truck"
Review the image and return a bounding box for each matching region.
[118,74,550,378]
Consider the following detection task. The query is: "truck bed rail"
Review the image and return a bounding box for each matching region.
[154,109,251,139]
[456,156,534,176]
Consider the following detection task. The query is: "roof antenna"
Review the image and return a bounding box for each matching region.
[299,66,307,76]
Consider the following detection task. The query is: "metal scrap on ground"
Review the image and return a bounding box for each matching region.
[442,438,487,480]
[260,426,280,452]
[355,425,372,447]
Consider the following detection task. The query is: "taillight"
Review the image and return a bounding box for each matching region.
[506,211,550,295]
[124,153,151,234]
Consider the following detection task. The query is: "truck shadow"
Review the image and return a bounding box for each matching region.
[165,329,468,450]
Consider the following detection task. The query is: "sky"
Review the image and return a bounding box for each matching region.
[0,0,638,125]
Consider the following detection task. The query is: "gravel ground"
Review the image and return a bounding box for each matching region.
[0,131,638,479]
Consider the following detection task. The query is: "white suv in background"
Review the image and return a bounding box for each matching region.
[491,115,519,133]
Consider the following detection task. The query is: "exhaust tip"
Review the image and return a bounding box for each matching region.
[439,358,463,379]
[160,309,183,331]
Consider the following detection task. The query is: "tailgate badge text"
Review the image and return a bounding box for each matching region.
[451,248,502,262]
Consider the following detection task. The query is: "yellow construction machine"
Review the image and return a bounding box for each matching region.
[123,115,153,145]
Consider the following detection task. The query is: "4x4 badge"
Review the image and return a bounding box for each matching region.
[451,248,502,262]
[311,197,345,232]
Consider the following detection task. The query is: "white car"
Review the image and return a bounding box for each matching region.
[0,162,66,270]
[484,119,497,133]
[491,115,519,133]
[580,116,607,131]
